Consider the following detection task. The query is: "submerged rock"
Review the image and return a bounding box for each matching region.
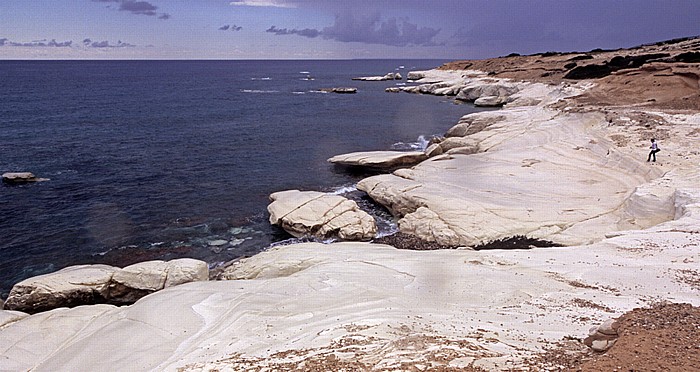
[268,190,376,240]
[328,151,427,171]
[3,258,209,314]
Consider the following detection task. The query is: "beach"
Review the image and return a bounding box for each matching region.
[1,37,700,370]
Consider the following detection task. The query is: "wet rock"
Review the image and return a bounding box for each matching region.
[268,190,377,241]
[385,87,401,93]
[2,172,47,184]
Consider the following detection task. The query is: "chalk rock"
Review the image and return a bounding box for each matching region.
[110,259,209,304]
[425,137,480,158]
[4,259,209,313]
[407,71,426,80]
[328,151,427,171]
[4,265,116,314]
[2,172,46,184]
[474,95,508,107]
[0,310,28,328]
[455,83,519,102]
[352,73,401,81]
[445,113,508,138]
[268,190,376,240]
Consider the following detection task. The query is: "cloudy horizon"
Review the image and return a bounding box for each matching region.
[1,0,699,60]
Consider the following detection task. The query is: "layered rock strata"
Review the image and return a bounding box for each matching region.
[327,150,427,171]
[268,190,377,240]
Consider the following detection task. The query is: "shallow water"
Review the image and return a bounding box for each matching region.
[0,60,487,296]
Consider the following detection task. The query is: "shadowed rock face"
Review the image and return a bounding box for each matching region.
[564,53,671,79]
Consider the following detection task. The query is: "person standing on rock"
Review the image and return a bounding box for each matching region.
[647,138,660,162]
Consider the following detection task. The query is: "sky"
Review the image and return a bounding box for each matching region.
[1,0,699,60]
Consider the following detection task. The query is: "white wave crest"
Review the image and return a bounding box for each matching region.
[330,185,357,195]
[241,89,279,94]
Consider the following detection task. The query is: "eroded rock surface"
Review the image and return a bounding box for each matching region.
[328,151,427,171]
[3,259,209,313]
[268,190,376,240]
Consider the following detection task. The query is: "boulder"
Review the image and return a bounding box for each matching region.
[2,172,47,184]
[3,265,116,314]
[425,137,480,158]
[474,95,508,107]
[328,151,427,171]
[584,318,620,352]
[268,190,376,240]
[455,83,519,102]
[3,259,209,313]
[407,71,426,80]
[385,87,401,93]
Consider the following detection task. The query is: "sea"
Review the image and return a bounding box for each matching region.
[0,59,489,297]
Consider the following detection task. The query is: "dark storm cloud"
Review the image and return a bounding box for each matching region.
[322,13,440,46]
[83,38,136,48]
[266,13,440,46]
[0,38,72,47]
[266,26,320,38]
[93,0,170,19]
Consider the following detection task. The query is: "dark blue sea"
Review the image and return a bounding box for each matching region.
[0,60,487,296]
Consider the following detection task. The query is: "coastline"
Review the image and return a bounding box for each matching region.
[2,39,700,370]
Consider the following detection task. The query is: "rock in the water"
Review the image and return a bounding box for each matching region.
[320,87,357,94]
[385,87,401,93]
[328,151,427,171]
[268,190,376,240]
[2,172,47,184]
[3,259,209,313]
[352,72,401,81]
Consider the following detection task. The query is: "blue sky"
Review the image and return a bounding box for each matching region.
[1,0,699,59]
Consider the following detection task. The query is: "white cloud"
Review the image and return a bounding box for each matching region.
[229,0,296,8]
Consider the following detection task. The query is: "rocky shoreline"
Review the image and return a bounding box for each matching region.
[1,37,700,370]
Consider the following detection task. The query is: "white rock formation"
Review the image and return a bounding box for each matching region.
[2,172,47,183]
[352,72,401,81]
[357,74,665,247]
[3,259,209,313]
[268,190,377,240]
[328,150,427,170]
[1,207,699,371]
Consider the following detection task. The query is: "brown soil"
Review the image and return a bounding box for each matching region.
[529,302,700,371]
[439,37,700,112]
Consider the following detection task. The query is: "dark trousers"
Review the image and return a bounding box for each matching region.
[647,149,659,162]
